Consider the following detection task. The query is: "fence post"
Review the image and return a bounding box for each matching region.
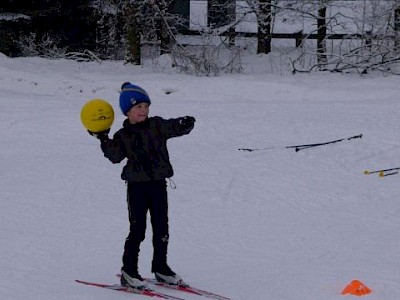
[228,27,236,47]
[365,30,372,49]
[295,30,304,47]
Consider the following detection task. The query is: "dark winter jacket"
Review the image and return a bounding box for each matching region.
[100,116,194,182]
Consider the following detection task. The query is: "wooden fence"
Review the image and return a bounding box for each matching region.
[176,28,389,48]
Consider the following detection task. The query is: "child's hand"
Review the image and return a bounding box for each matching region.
[88,129,110,141]
[179,116,196,130]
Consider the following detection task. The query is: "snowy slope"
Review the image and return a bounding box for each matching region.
[1,54,400,300]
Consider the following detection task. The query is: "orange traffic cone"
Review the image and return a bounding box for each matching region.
[341,280,372,296]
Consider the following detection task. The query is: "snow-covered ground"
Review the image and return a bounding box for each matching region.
[1,53,400,300]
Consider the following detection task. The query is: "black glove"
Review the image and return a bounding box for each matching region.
[179,116,196,130]
[88,128,110,141]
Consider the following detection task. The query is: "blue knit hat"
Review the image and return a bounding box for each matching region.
[119,82,151,115]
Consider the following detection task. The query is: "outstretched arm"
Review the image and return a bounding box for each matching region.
[158,116,196,138]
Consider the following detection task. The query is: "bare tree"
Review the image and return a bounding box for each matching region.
[257,0,273,53]
[90,0,400,75]
[236,0,276,54]
[282,0,400,74]
[92,0,180,64]
[317,0,328,65]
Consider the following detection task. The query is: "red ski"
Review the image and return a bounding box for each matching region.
[115,274,231,300]
[75,279,186,300]
[144,278,232,300]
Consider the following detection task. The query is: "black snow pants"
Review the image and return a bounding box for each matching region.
[122,179,170,276]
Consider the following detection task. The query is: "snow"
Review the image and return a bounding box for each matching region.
[1,52,400,300]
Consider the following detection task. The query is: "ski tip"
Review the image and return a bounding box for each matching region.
[363,170,370,175]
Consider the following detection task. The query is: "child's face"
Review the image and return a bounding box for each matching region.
[127,103,150,124]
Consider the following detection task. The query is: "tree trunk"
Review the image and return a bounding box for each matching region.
[317,0,327,65]
[126,25,141,64]
[257,0,272,54]
[124,5,141,65]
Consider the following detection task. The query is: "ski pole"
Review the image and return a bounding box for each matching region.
[364,167,400,177]
[286,134,363,152]
[379,171,399,177]
[238,146,275,152]
[239,134,363,152]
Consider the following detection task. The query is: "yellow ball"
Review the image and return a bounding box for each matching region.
[80,99,114,133]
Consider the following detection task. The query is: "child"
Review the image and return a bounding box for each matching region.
[89,82,195,289]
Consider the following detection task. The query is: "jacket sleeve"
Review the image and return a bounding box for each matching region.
[156,116,195,139]
[100,131,127,164]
